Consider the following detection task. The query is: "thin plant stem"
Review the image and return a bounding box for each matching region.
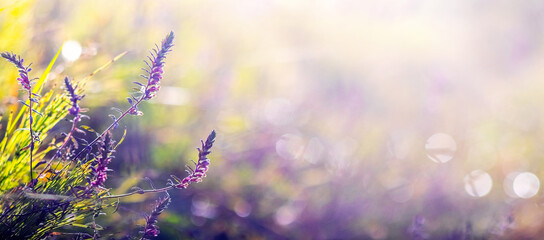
[36,114,81,180]
[100,186,173,200]
[72,31,174,161]
[72,96,145,160]
[27,88,34,182]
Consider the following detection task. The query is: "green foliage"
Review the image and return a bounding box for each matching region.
[0,161,114,239]
[0,48,118,239]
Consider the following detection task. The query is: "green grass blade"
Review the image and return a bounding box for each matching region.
[34,46,62,95]
[82,51,127,82]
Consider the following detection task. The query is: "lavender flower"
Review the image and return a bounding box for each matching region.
[172,130,216,189]
[100,130,217,200]
[139,31,175,102]
[64,77,84,116]
[141,194,171,239]
[2,51,38,182]
[1,52,32,91]
[89,131,114,189]
[74,32,175,160]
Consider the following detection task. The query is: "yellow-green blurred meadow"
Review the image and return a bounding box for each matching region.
[2,0,544,239]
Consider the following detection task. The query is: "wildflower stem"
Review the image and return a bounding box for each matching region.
[100,186,173,200]
[73,31,174,161]
[1,52,37,184]
[72,96,145,160]
[36,114,81,180]
[101,129,215,200]
[54,114,80,160]
[35,77,84,184]
[27,90,34,182]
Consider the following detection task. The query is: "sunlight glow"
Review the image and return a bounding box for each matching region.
[62,40,82,62]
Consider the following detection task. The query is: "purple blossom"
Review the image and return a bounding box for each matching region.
[101,130,216,201]
[141,194,171,239]
[1,52,32,91]
[73,32,175,161]
[141,31,175,101]
[64,77,84,116]
[172,130,216,189]
[89,131,114,189]
[2,51,38,183]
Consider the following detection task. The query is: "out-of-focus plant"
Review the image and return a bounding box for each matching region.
[0,31,216,239]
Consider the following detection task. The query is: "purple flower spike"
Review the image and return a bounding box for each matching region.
[141,31,175,101]
[2,52,39,183]
[64,77,84,116]
[173,130,216,189]
[89,131,115,189]
[1,52,32,91]
[141,194,171,239]
[73,32,174,160]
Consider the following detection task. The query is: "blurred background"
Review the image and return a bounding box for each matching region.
[2,0,544,239]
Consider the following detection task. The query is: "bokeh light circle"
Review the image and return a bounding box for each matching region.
[425,133,457,163]
[233,199,252,218]
[275,205,297,226]
[464,170,493,197]
[62,40,82,62]
[513,172,540,199]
